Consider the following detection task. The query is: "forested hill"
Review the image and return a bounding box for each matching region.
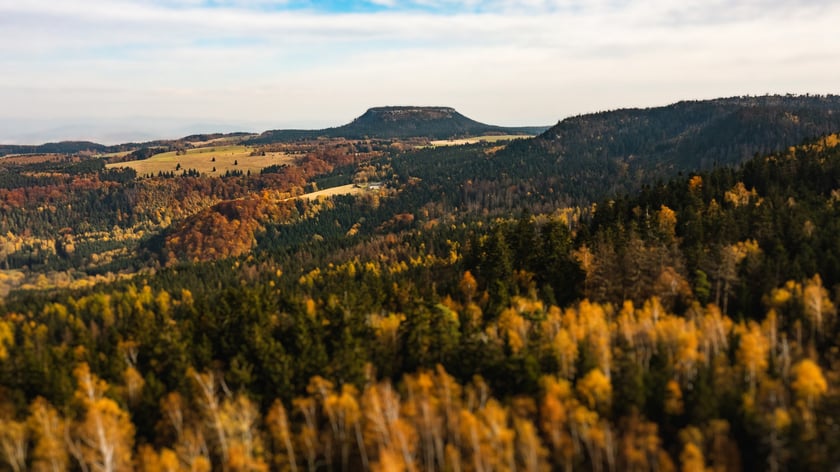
[0,141,108,157]
[249,106,548,143]
[492,94,840,202]
[0,133,255,158]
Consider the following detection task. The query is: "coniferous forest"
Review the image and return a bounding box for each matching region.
[1,96,840,471]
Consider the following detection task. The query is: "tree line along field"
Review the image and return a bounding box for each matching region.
[105,145,294,177]
[428,134,532,147]
[295,183,365,201]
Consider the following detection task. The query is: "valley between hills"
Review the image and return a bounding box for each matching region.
[2,95,840,471]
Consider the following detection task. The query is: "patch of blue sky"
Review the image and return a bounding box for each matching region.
[284,1,392,13]
[178,0,383,13]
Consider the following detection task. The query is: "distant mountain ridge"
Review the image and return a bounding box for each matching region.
[0,107,547,155]
[0,134,250,158]
[248,106,548,143]
[5,96,839,167]
[0,141,109,157]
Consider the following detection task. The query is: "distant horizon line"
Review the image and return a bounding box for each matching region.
[3,93,837,147]
[0,105,552,147]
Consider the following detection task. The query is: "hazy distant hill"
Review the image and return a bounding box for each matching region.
[0,133,259,159]
[0,141,109,157]
[249,106,548,143]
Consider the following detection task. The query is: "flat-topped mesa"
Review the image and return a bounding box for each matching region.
[250,106,549,142]
[356,106,460,122]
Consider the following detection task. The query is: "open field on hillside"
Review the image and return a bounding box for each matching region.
[0,154,71,165]
[99,151,133,159]
[187,135,256,147]
[429,135,532,147]
[106,145,293,176]
[296,184,365,201]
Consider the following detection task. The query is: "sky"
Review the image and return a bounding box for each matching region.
[1,0,838,144]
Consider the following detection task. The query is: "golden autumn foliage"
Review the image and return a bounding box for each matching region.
[688,175,703,192]
[165,197,297,263]
[724,182,758,208]
[27,397,69,472]
[0,319,13,360]
[0,268,837,472]
[0,417,27,472]
[69,363,135,472]
[618,411,675,472]
[266,400,299,472]
[801,274,835,338]
[736,321,769,390]
[137,445,182,472]
[664,380,684,416]
[576,369,612,412]
[459,270,478,302]
[540,376,575,470]
[657,205,678,239]
[498,306,531,354]
[791,359,827,408]
[679,442,705,472]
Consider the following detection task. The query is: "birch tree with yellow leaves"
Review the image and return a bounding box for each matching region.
[67,363,135,472]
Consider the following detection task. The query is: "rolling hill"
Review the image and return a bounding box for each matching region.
[0,108,545,156]
[0,140,109,157]
[528,94,840,168]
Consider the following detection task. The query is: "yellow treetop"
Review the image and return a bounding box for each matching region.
[791,359,828,408]
[736,321,769,389]
[576,369,612,412]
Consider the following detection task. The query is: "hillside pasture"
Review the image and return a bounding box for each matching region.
[99,150,133,159]
[186,135,256,147]
[295,184,365,201]
[429,135,532,147]
[0,153,72,165]
[106,145,294,177]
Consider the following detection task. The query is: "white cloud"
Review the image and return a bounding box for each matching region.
[1,0,838,142]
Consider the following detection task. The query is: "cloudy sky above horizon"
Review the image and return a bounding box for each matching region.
[1,0,838,144]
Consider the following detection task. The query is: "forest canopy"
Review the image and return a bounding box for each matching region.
[2,97,840,471]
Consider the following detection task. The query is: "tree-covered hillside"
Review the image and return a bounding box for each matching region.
[0,141,109,157]
[494,94,840,202]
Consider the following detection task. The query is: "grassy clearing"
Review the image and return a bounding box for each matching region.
[187,135,256,147]
[99,151,133,159]
[295,184,364,201]
[106,145,294,177]
[429,135,533,147]
[0,154,68,165]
